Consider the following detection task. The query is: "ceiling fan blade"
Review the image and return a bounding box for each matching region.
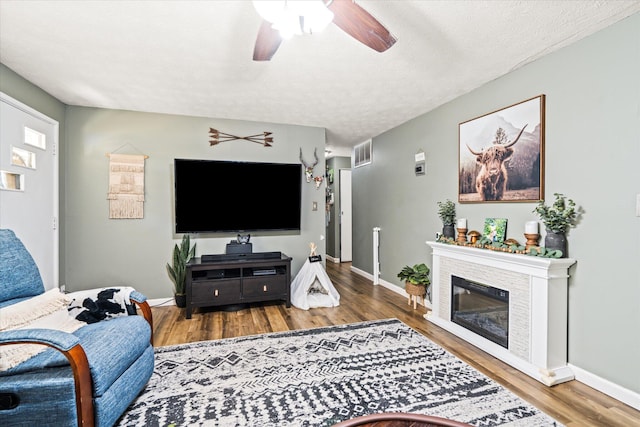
[253,20,283,61]
[328,0,396,52]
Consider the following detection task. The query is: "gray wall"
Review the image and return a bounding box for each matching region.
[352,13,640,393]
[325,156,351,259]
[62,107,326,299]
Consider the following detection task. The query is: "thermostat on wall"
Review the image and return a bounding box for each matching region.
[415,150,426,176]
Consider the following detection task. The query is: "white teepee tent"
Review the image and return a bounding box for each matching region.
[290,243,340,310]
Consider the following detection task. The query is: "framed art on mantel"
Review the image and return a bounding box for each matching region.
[483,218,507,243]
[458,95,545,203]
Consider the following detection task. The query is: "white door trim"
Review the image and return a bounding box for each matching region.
[339,169,352,262]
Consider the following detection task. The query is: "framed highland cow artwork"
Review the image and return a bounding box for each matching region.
[458,95,545,203]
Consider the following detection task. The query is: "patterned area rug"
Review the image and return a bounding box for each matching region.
[117,318,561,427]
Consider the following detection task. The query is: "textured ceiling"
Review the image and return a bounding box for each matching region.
[1,1,639,156]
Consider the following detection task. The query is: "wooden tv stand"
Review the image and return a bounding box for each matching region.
[185,252,292,319]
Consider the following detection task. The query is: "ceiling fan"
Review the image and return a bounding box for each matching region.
[252,0,397,61]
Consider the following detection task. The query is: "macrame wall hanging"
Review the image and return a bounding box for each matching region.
[106,152,148,219]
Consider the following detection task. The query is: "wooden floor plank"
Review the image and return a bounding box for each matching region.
[150,261,640,426]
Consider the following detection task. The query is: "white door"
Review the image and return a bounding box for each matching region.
[0,93,59,290]
[339,169,352,262]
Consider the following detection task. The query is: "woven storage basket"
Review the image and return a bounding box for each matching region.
[405,282,425,296]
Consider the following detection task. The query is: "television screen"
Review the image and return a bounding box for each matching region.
[174,159,302,233]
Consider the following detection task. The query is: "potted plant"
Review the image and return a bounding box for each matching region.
[532,193,578,257]
[166,234,196,307]
[437,199,456,239]
[397,263,431,309]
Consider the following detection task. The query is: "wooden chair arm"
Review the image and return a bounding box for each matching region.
[0,340,94,427]
[133,300,153,346]
[65,344,94,427]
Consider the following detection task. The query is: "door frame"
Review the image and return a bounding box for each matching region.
[339,168,352,263]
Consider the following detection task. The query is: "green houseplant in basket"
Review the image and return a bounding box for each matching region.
[397,263,431,309]
[166,234,196,308]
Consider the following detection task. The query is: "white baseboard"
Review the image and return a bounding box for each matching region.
[350,266,430,308]
[569,364,640,410]
[325,254,340,263]
[378,277,407,298]
[350,265,372,280]
[148,297,175,307]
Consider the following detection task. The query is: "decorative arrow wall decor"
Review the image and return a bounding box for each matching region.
[208,128,274,147]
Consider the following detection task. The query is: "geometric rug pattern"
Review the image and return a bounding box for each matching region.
[116,318,561,426]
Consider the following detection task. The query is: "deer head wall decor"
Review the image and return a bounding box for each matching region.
[299,148,319,183]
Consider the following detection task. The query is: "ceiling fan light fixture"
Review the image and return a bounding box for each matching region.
[300,1,334,34]
[253,0,333,38]
[272,6,302,39]
[252,0,394,61]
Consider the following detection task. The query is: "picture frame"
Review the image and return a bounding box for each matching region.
[483,218,507,243]
[459,95,545,203]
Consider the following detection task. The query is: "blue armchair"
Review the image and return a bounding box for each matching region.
[0,229,154,427]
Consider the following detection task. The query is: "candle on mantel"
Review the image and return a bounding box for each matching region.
[525,221,539,234]
[457,218,467,229]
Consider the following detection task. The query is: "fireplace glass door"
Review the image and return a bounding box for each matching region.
[451,275,509,348]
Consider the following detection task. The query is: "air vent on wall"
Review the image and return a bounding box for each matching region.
[353,139,372,168]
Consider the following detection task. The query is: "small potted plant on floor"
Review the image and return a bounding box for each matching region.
[166,234,196,307]
[397,263,431,309]
[437,199,456,239]
[532,192,579,257]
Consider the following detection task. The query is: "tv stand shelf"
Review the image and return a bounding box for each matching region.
[185,252,292,319]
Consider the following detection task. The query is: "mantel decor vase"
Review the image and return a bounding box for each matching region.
[443,225,455,239]
[544,230,567,258]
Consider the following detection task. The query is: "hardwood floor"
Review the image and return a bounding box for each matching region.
[151,261,640,427]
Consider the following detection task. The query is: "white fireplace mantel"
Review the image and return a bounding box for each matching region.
[425,241,576,386]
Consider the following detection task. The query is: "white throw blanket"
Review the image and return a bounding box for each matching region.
[0,288,85,371]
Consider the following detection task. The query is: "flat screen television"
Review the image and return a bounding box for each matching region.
[174,158,302,233]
